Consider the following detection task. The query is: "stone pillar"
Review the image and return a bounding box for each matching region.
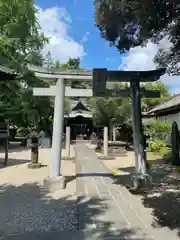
[66,126,71,158]
[113,125,116,142]
[103,126,108,157]
[51,78,65,179]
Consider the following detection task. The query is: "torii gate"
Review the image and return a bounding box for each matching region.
[28,64,166,190]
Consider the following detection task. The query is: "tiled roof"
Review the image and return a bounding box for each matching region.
[0,65,16,74]
[71,100,90,111]
[148,95,180,114]
[69,111,92,118]
[0,65,19,81]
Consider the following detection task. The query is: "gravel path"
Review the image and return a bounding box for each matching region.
[0,147,77,238]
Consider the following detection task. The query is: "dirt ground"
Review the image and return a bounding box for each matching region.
[0,146,76,187]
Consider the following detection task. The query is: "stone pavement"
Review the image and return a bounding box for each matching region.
[76,142,179,239]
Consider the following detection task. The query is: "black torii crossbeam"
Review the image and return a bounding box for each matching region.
[92,68,166,190]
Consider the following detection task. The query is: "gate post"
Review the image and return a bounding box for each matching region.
[44,78,66,189]
[66,126,71,158]
[103,126,108,157]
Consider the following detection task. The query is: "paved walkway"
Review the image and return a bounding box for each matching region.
[76,142,179,239]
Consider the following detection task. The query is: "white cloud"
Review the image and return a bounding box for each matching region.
[81,31,90,44]
[120,42,158,71]
[36,6,85,63]
[119,36,180,93]
[120,36,172,71]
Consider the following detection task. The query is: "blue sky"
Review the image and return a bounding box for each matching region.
[36,0,180,94]
[36,0,124,70]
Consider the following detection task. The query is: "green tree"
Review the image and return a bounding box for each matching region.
[94,0,178,52]
[60,58,91,89]
[87,83,131,126]
[0,0,51,132]
[141,81,170,111]
[94,0,180,74]
[0,0,47,70]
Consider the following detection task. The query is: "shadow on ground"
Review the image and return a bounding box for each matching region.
[112,162,180,237]
[0,158,31,168]
[65,173,113,185]
[142,164,180,237]
[0,143,27,153]
[0,182,151,239]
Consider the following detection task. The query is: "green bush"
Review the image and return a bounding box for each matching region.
[159,146,169,157]
[149,139,169,157]
[149,140,165,152]
[16,127,29,137]
[144,120,171,142]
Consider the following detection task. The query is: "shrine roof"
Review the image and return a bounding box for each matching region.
[148,95,180,114]
[64,100,92,118]
[68,111,92,118]
[71,100,90,112]
[0,65,19,81]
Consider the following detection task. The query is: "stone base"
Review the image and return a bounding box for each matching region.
[62,156,75,160]
[126,173,152,194]
[28,162,41,169]
[98,156,115,160]
[43,176,66,190]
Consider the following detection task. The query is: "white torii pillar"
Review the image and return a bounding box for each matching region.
[33,83,93,188]
[51,79,65,179]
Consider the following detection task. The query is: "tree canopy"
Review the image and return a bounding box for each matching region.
[87,81,170,127]
[142,81,170,111]
[0,0,51,130]
[94,0,180,73]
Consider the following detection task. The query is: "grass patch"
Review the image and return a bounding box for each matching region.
[94,148,103,153]
[112,169,121,176]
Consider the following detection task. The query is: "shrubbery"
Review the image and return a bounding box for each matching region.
[149,139,169,157]
[143,120,171,157]
[143,120,171,142]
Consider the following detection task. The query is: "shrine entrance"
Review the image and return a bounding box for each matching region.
[64,100,93,140]
[67,116,93,140]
